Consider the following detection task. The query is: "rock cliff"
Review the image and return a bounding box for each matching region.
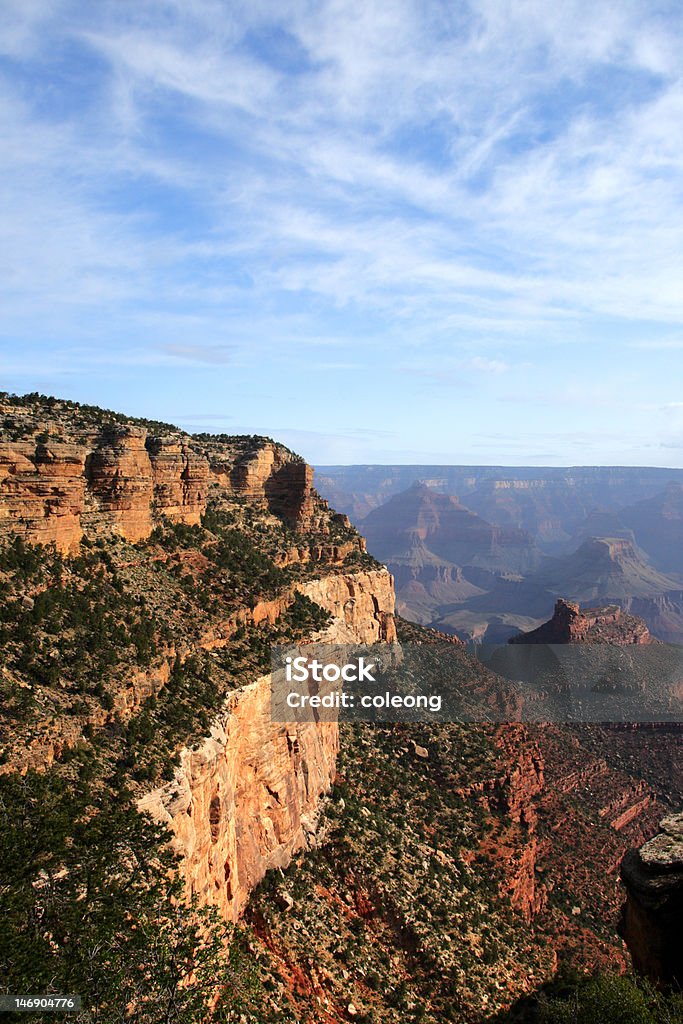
[620,812,683,986]
[0,393,397,927]
[0,407,325,551]
[139,567,396,922]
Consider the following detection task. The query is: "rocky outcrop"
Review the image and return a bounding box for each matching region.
[147,436,210,525]
[0,428,323,551]
[620,812,683,986]
[298,569,396,645]
[510,598,654,645]
[140,567,396,922]
[232,448,317,528]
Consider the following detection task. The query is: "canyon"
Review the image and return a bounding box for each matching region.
[2,394,682,1021]
[316,465,683,548]
[319,472,683,644]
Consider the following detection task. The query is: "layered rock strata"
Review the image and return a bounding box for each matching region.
[0,400,397,926]
[0,427,324,551]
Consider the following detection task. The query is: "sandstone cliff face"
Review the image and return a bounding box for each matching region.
[298,569,396,645]
[0,425,321,551]
[0,442,86,552]
[0,398,398,928]
[84,428,155,543]
[139,567,396,922]
[146,435,210,526]
[140,674,339,922]
[620,812,683,986]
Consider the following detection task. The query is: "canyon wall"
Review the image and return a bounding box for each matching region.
[139,567,396,923]
[0,426,323,551]
[0,404,398,924]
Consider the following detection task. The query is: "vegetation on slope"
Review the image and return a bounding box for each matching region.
[0,487,341,1020]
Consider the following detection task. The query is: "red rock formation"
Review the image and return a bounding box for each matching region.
[140,675,340,922]
[226,444,318,528]
[510,598,655,645]
[0,442,86,552]
[84,427,155,542]
[147,436,210,525]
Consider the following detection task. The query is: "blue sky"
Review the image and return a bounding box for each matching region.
[2,0,683,465]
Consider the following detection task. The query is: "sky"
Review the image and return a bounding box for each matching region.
[2,0,683,466]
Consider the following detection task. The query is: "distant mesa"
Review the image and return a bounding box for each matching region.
[531,536,680,603]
